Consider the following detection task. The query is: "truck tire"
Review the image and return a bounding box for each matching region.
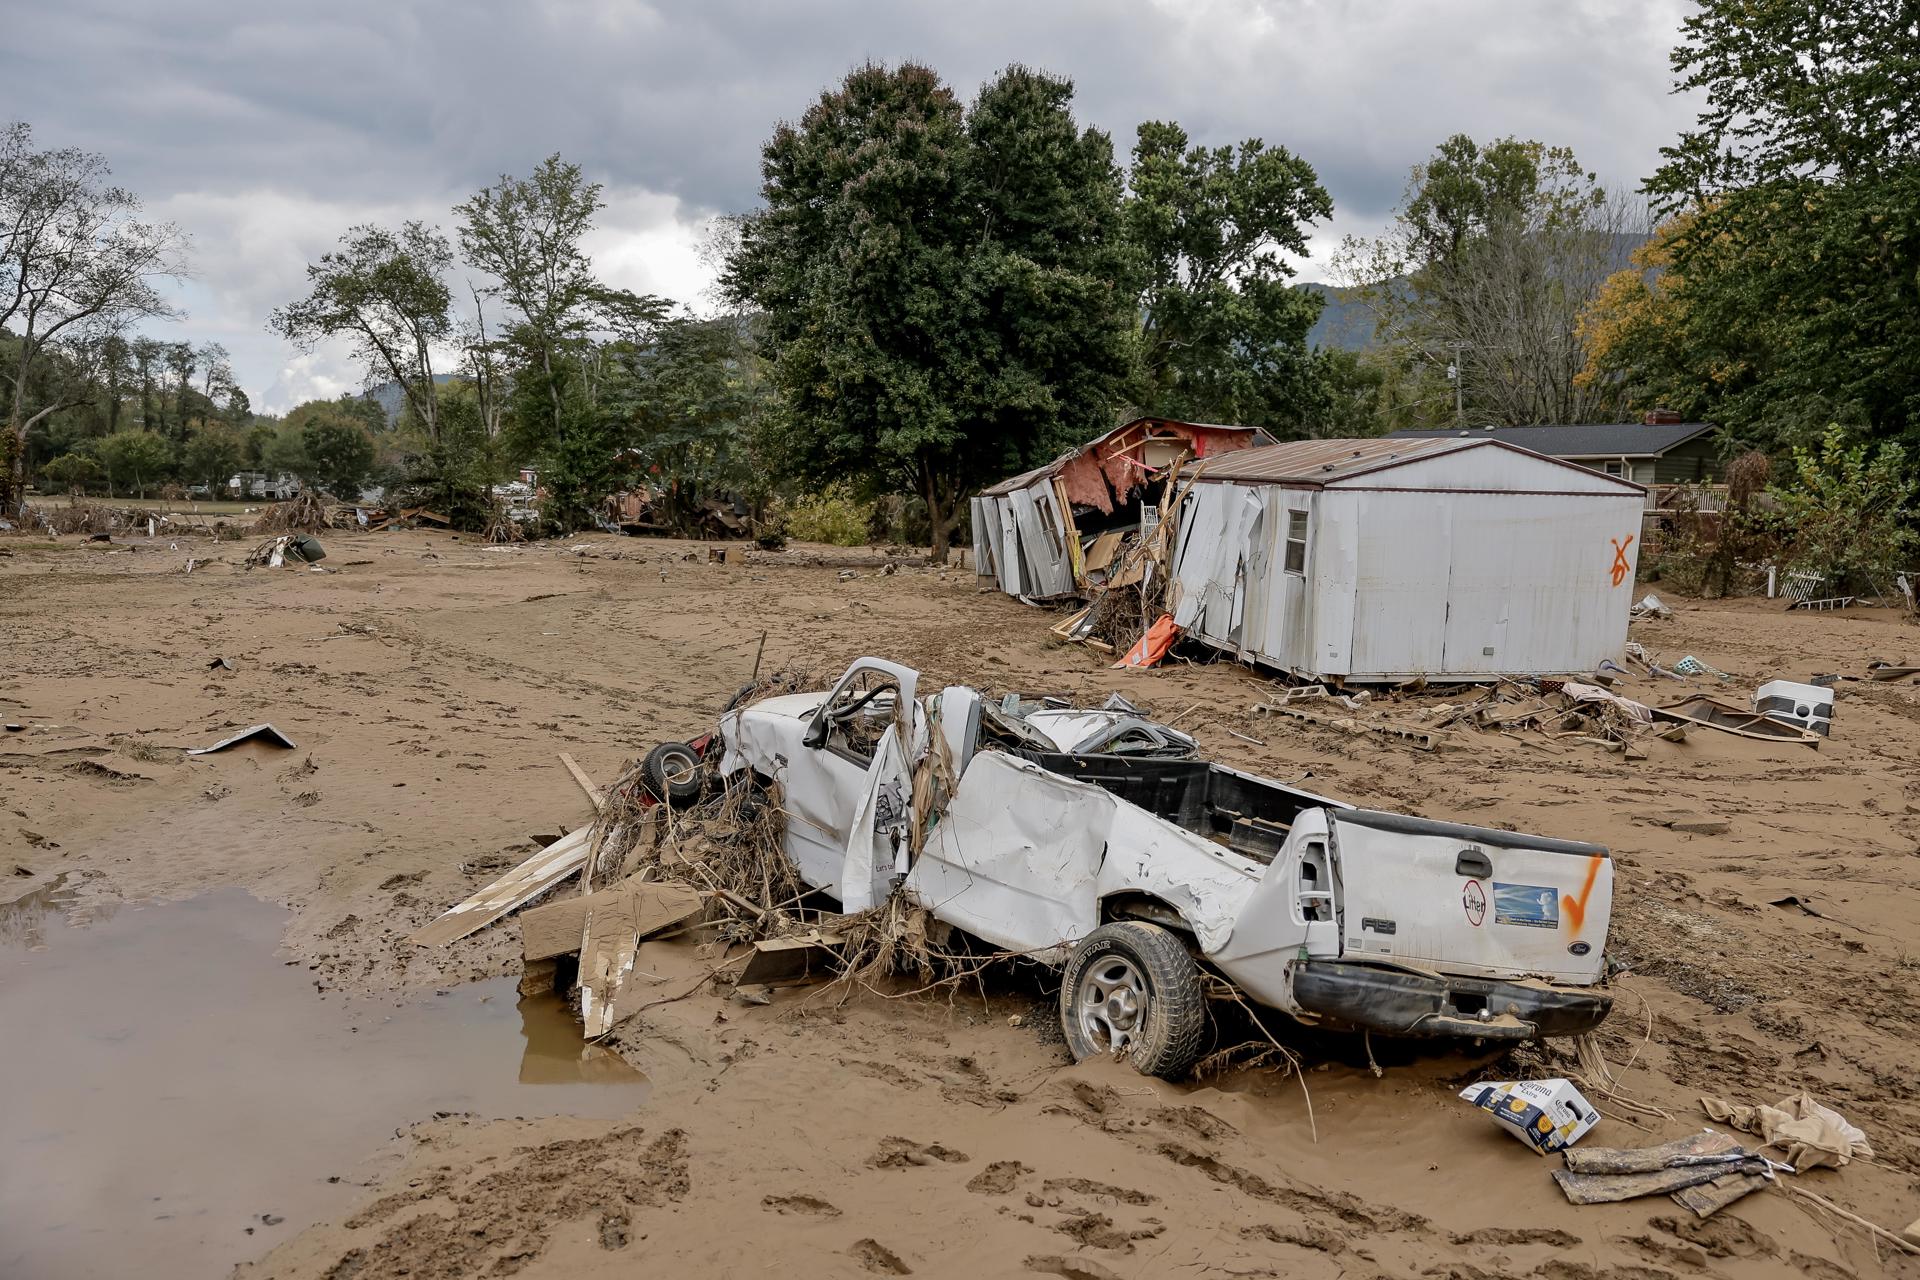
[641,740,705,807]
[1059,921,1206,1080]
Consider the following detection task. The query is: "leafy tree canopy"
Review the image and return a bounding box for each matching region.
[1127,121,1334,433]
[726,62,1136,559]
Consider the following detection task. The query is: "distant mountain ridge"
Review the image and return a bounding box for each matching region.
[1300,282,1380,353]
[364,374,460,427]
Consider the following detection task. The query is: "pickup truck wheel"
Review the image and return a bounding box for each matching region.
[1059,922,1206,1080]
[641,741,705,807]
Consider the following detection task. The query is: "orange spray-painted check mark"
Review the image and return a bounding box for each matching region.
[1562,854,1605,935]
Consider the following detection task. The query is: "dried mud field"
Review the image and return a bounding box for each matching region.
[4,528,1920,1280]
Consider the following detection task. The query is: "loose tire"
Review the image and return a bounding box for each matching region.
[641,740,705,807]
[1058,921,1206,1080]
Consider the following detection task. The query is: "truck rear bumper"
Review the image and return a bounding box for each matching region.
[1291,960,1610,1041]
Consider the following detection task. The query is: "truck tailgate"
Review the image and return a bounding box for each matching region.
[1330,810,1610,984]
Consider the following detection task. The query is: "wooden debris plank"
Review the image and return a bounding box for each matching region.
[520,876,703,963]
[576,881,706,1038]
[1048,606,1092,641]
[739,931,848,988]
[407,824,592,946]
[558,752,604,809]
[1254,702,1444,752]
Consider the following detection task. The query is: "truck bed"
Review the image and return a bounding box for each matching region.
[1013,751,1349,861]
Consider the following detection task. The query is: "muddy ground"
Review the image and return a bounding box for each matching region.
[4,527,1919,1280]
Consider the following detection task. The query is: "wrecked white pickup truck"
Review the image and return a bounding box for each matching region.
[693,657,1613,1079]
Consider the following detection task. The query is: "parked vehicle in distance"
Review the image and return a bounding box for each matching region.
[685,657,1614,1079]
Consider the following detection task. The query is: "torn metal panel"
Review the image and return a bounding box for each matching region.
[187,724,297,754]
[904,752,1110,957]
[995,502,1026,595]
[970,496,994,579]
[409,824,592,946]
[1093,805,1255,954]
[1007,484,1073,599]
[839,723,909,914]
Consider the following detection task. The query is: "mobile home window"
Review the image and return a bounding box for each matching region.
[1284,509,1308,574]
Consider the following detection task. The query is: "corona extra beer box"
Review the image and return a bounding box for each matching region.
[1459,1078,1600,1155]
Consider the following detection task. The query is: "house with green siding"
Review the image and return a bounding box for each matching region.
[1384,417,1722,485]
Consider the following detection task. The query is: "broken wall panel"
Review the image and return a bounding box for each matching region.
[976,417,1270,603]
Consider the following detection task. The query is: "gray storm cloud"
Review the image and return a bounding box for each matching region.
[2,0,1697,410]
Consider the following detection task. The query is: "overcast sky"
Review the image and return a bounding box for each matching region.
[4,0,1698,413]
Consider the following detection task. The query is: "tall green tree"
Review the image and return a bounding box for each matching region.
[1126,121,1333,432]
[455,155,669,528]
[298,413,376,501]
[1620,1,1920,453]
[1338,135,1640,430]
[615,312,778,526]
[0,122,186,510]
[726,63,1135,560]
[95,427,171,498]
[268,222,453,445]
[181,423,243,494]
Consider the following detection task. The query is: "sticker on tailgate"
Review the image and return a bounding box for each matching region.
[1493,883,1560,929]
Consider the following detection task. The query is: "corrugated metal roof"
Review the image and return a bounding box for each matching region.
[1183,436,1477,486]
[1383,421,1716,457]
[978,417,1267,497]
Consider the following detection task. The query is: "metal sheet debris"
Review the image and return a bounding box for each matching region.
[187,724,297,754]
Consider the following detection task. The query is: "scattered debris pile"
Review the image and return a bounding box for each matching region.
[1048,464,1201,663]
[250,491,332,534]
[244,533,327,570]
[30,503,228,539]
[1228,638,1865,757]
[406,668,956,1045]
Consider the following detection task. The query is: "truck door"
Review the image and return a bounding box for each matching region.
[786,661,919,902]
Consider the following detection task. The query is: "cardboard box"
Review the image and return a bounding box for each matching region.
[1459,1078,1601,1155]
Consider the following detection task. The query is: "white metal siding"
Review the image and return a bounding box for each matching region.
[970,497,994,579]
[1174,442,1643,681]
[1346,490,1451,677]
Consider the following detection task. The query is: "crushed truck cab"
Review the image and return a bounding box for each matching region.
[714,657,1613,1071]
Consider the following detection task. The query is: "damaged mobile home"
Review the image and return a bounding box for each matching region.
[1166,436,1648,682]
[972,417,1269,600]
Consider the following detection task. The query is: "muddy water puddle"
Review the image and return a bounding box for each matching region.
[0,884,647,1280]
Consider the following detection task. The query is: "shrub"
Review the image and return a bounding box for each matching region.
[1767,425,1917,592]
[782,485,872,546]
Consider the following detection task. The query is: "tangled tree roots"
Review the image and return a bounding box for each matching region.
[251,491,331,534]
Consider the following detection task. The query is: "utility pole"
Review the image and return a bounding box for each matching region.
[1445,342,1464,426]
